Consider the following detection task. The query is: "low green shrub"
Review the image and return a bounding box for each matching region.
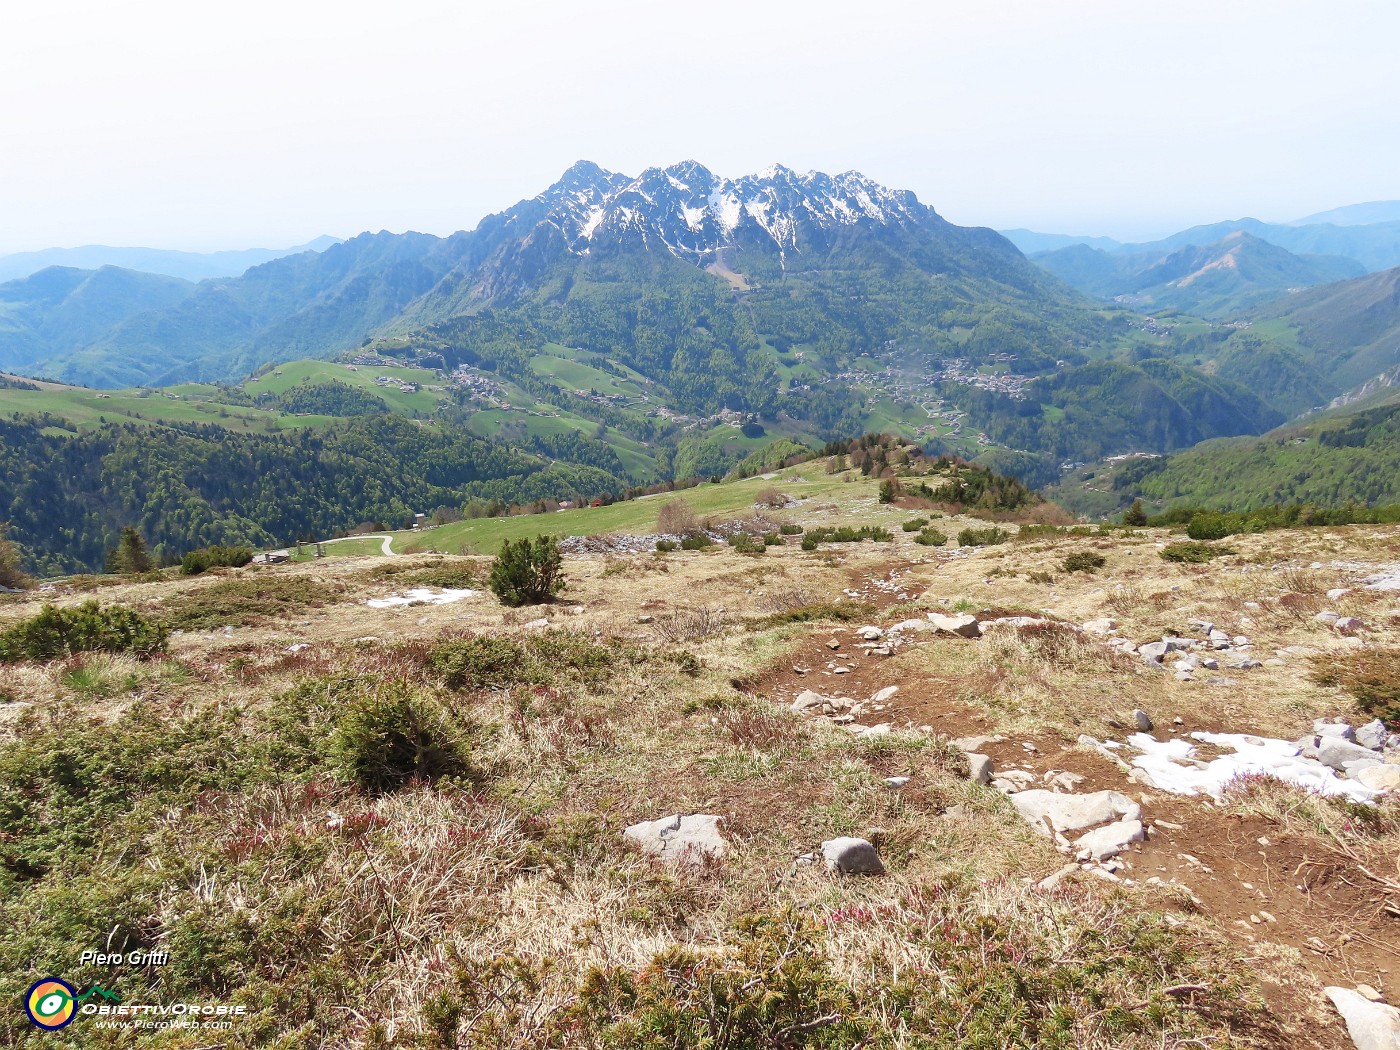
[655,539,678,553]
[328,685,467,794]
[180,544,254,575]
[1061,551,1106,573]
[726,534,765,554]
[803,525,894,547]
[371,557,481,590]
[757,601,879,627]
[160,577,337,629]
[957,526,1010,547]
[1160,541,1233,563]
[679,535,713,550]
[0,602,168,662]
[902,517,929,532]
[428,631,627,692]
[914,527,948,547]
[779,524,803,535]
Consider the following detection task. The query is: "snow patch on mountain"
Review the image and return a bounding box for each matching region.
[522,160,925,260]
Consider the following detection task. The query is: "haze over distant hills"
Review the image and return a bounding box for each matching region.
[1290,200,1400,227]
[1032,232,1366,317]
[7,166,1400,519]
[0,236,341,284]
[1004,214,1400,275]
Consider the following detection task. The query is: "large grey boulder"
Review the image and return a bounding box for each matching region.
[821,836,885,875]
[928,612,980,638]
[1324,987,1400,1050]
[1319,738,1388,771]
[1315,721,1357,742]
[1011,789,1141,836]
[1356,720,1389,751]
[624,814,726,864]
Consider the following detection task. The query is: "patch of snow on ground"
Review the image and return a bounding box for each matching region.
[1125,732,1377,802]
[367,588,477,609]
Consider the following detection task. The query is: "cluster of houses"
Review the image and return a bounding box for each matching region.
[448,367,511,408]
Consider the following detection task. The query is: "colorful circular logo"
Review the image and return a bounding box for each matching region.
[25,978,77,1030]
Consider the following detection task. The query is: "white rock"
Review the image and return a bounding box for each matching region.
[1082,617,1118,634]
[1324,986,1400,1050]
[1326,588,1351,601]
[1044,770,1086,792]
[792,690,828,713]
[1074,818,1145,861]
[623,814,726,864]
[821,836,884,875]
[888,618,933,635]
[1011,789,1142,836]
[1315,611,1341,625]
[869,685,899,704]
[1038,863,1079,890]
[1315,722,1357,742]
[928,612,980,638]
[1355,765,1400,792]
[949,734,1004,752]
[1334,616,1367,635]
[966,753,994,785]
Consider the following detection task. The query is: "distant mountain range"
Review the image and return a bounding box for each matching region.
[1004,215,1400,275]
[1032,232,1365,317]
[0,160,1100,391]
[0,237,341,284]
[7,165,1400,508]
[1290,200,1400,227]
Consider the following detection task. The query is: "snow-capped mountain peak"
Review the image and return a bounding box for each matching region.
[522,160,927,258]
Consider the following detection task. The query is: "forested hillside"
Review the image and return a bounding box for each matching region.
[0,415,624,574]
[1053,401,1400,516]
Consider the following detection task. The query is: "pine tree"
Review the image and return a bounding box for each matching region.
[488,536,565,607]
[1124,499,1148,527]
[107,526,153,574]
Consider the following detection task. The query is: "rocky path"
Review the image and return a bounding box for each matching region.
[754,600,1399,1046]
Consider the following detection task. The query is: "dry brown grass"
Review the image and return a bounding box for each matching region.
[7,510,1400,1047]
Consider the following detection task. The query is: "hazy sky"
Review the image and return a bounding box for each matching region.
[3,0,1398,253]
